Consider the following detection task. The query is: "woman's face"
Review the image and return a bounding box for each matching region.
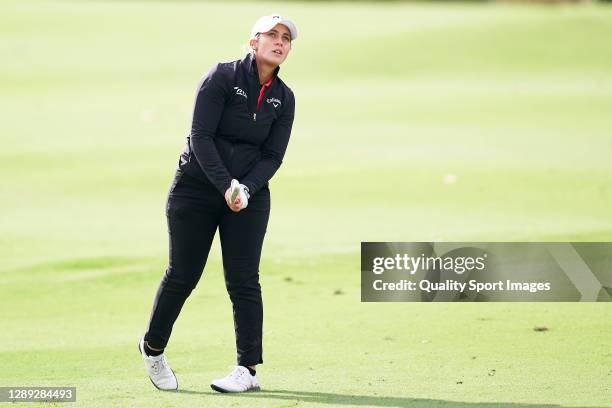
[251,23,292,66]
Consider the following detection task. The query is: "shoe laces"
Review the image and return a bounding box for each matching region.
[150,355,167,376]
[228,365,247,381]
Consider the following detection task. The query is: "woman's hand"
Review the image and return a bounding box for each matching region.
[225,186,243,212]
[224,179,249,212]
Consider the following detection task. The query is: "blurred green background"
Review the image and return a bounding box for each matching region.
[1,1,611,407]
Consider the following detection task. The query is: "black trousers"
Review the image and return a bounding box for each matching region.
[144,169,270,366]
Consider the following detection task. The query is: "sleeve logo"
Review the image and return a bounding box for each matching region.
[234,87,248,99]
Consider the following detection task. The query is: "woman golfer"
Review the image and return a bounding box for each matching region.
[138,14,297,393]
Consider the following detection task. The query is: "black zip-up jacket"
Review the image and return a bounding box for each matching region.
[178,52,295,196]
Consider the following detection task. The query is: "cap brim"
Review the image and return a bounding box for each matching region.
[253,19,298,41]
[278,19,298,40]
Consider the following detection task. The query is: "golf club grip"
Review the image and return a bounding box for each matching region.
[230,187,240,203]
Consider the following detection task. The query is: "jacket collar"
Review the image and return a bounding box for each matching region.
[244,52,280,85]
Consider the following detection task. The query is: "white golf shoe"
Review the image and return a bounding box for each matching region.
[138,338,178,391]
[210,365,260,393]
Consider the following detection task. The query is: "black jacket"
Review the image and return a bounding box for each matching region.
[178,52,295,196]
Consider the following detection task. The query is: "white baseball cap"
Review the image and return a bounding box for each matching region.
[250,14,298,41]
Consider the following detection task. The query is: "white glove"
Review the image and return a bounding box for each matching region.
[229,179,250,210]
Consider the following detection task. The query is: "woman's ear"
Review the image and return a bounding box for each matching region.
[249,38,258,51]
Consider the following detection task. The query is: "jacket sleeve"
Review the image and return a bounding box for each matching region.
[189,64,233,195]
[241,90,295,195]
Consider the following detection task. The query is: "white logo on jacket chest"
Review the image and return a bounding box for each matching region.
[234,87,247,99]
[266,98,281,108]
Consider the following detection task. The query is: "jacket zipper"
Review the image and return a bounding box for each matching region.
[252,77,274,122]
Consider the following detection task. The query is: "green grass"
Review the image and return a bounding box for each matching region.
[1,0,611,407]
